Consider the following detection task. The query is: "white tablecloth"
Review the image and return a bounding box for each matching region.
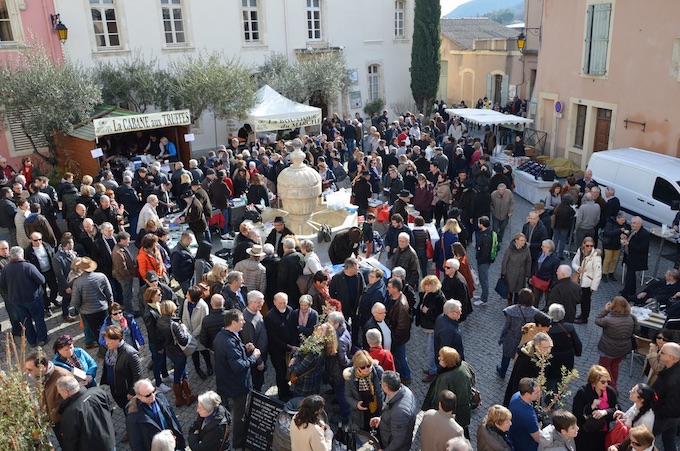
[512,169,554,204]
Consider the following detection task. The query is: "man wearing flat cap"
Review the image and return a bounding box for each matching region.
[390,189,412,224]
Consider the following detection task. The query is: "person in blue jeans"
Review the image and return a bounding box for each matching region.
[385,277,413,384]
[0,246,48,346]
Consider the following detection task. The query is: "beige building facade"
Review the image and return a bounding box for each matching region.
[439,18,524,109]
[530,0,680,167]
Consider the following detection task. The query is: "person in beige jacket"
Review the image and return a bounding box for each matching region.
[490,184,515,243]
[112,231,138,314]
[571,236,602,323]
[290,395,333,451]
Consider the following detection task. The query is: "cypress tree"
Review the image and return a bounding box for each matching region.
[410,0,441,113]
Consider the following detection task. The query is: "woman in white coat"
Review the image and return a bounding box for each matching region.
[572,236,602,324]
[182,286,212,379]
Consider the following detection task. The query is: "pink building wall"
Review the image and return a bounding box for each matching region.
[0,0,63,172]
[531,0,680,167]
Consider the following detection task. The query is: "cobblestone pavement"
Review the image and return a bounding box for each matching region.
[1,194,678,450]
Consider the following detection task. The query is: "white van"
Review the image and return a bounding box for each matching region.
[586,148,680,228]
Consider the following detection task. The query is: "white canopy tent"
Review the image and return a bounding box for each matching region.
[247,85,322,133]
[445,108,534,155]
[445,108,533,126]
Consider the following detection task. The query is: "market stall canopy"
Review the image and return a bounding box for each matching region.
[445,108,533,126]
[247,85,322,132]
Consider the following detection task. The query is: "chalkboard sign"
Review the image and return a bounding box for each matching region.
[245,391,285,451]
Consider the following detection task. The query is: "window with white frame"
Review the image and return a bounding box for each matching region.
[574,104,587,148]
[161,0,185,45]
[306,0,321,41]
[583,2,612,76]
[368,65,380,102]
[242,0,260,43]
[90,0,120,48]
[394,1,405,39]
[0,0,17,42]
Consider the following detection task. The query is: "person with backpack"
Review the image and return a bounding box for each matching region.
[474,216,497,306]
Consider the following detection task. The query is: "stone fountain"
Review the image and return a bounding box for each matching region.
[259,138,357,251]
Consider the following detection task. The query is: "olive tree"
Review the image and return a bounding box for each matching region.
[166,50,256,123]
[94,51,169,113]
[0,44,102,166]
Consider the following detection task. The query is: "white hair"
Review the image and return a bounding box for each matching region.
[397,232,410,242]
[150,430,176,451]
[392,267,406,278]
[445,258,460,271]
[9,246,23,259]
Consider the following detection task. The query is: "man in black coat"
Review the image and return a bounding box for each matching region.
[277,237,304,309]
[115,176,141,240]
[221,271,249,311]
[621,216,650,298]
[92,195,121,233]
[547,265,581,323]
[328,226,362,265]
[651,342,680,451]
[126,378,185,451]
[441,258,472,321]
[264,216,293,258]
[56,375,116,451]
[261,245,280,308]
[264,292,297,402]
[631,268,680,307]
[329,257,366,344]
[199,294,227,349]
[24,230,60,314]
[522,211,549,274]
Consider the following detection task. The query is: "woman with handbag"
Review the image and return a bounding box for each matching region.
[572,236,603,324]
[100,325,143,410]
[188,391,232,451]
[530,239,560,308]
[500,232,532,305]
[344,350,385,432]
[419,275,447,382]
[435,218,461,277]
[422,346,476,437]
[156,300,198,406]
[572,365,619,451]
[497,288,540,378]
[607,383,656,450]
[289,323,337,398]
[182,286,213,380]
[595,297,639,391]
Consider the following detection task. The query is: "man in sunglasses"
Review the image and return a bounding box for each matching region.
[126,378,185,450]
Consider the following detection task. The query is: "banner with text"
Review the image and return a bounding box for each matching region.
[253,111,322,132]
[93,110,192,138]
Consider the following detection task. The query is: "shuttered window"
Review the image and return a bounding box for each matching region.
[583,3,612,76]
[5,109,48,156]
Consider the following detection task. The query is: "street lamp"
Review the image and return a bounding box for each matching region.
[50,14,68,43]
[517,31,526,52]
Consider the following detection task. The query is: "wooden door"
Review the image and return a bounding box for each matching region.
[593,108,611,152]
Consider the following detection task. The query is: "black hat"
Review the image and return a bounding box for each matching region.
[493,163,503,172]
[361,170,370,176]
[181,190,193,198]
[145,271,159,282]
[191,180,200,186]
[398,189,413,198]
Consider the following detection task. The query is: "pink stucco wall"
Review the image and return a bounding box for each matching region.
[0,0,63,171]
[532,0,680,166]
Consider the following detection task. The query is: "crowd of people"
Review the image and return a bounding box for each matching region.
[1,111,680,451]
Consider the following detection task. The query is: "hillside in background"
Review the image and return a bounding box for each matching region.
[444,0,524,23]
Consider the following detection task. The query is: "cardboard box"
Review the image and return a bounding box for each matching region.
[525,146,537,157]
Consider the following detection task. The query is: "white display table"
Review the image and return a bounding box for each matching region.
[512,169,554,204]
